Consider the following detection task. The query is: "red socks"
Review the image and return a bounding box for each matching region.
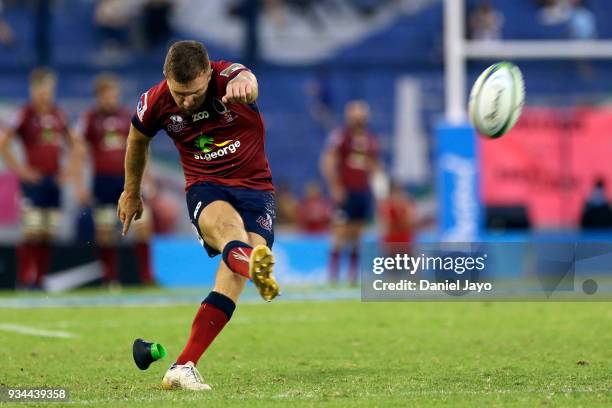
[16,243,36,286]
[135,242,154,284]
[16,243,51,287]
[222,241,252,279]
[98,247,118,283]
[34,243,51,286]
[328,248,359,283]
[176,291,236,365]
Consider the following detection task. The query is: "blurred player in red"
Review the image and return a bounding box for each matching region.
[378,180,415,253]
[321,100,381,285]
[117,40,279,390]
[298,180,332,234]
[0,68,85,288]
[77,73,154,286]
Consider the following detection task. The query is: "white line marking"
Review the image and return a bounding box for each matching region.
[0,323,77,339]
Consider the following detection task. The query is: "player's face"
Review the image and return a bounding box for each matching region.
[30,79,56,109]
[167,69,213,115]
[97,85,120,112]
[345,101,370,129]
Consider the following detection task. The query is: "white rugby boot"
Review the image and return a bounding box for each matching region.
[161,361,212,391]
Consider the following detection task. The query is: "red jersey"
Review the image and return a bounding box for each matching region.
[378,197,414,243]
[328,128,378,192]
[298,196,332,233]
[14,104,70,176]
[131,61,274,191]
[79,107,131,176]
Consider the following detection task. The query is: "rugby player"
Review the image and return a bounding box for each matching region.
[78,73,154,286]
[321,100,381,285]
[117,40,279,390]
[0,68,85,288]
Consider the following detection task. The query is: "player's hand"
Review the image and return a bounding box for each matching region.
[18,166,42,183]
[222,78,255,104]
[117,191,143,236]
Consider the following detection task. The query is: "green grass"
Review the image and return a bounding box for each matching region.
[0,294,611,407]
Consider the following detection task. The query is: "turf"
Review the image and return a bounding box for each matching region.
[0,294,610,407]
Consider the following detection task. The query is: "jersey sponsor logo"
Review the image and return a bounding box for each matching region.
[137,92,148,121]
[220,63,246,78]
[192,111,210,122]
[193,134,241,161]
[167,115,186,132]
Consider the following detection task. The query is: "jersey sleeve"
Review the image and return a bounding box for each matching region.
[214,60,251,90]
[131,86,162,137]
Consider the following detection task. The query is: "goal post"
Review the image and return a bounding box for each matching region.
[438,0,612,239]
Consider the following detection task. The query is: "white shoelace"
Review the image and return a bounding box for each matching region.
[184,365,204,385]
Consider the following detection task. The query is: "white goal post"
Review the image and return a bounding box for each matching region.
[444,0,612,124]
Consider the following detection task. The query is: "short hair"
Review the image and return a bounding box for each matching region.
[29,67,56,87]
[94,73,119,95]
[163,40,210,83]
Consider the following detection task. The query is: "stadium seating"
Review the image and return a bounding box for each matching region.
[3,0,612,193]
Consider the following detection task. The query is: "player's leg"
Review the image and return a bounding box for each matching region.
[17,202,43,287]
[346,221,366,285]
[132,206,154,285]
[197,199,278,300]
[94,206,120,284]
[329,218,346,283]
[171,230,269,367]
[35,208,60,287]
[164,201,255,390]
[346,192,371,285]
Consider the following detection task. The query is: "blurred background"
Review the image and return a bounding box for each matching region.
[1,0,612,292]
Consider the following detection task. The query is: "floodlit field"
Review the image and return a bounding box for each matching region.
[0,289,611,407]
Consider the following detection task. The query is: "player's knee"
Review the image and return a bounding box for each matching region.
[200,214,247,248]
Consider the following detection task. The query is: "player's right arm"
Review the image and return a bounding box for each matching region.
[0,128,41,183]
[117,124,152,235]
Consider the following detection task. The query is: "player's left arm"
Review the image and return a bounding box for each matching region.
[222,71,259,104]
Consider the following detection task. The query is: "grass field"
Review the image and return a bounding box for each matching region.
[0,289,611,407]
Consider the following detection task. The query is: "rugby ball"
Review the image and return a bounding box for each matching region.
[469,62,525,138]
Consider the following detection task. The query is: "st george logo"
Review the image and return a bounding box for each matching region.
[193,134,239,161]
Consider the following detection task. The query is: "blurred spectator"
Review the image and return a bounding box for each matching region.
[142,0,174,48]
[0,0,15,47]
[94,0,136,56]
[580,178,612,228]
[306,77,336,132]
[567,0,597,40]
[537,0,571,25]
[275,180,298,228]
[378,181,415,245]
[297,180,332,234]
[469,1,504,41]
